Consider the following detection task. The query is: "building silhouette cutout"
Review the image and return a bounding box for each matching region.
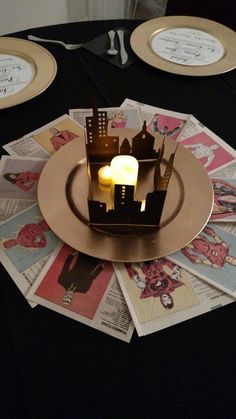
[86,106,119,162]
[131,121,158,160]
[86,105,158,163]
[88,185,167,227]
[86,105,177,228]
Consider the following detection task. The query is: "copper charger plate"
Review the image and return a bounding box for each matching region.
[37,135,213,262]
[0,37,57,109]
[130,16,236,76]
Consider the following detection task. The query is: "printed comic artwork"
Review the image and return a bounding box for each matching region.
[58,252,105,305]
[3,170,40,191]
[185,142,218,168]
[180,132,235,173]
[49,126,78,151]
[109,110,127,128]
[211,178,236,220]
[148,114,185,141]
[33,244,114,321]
[126,258,183,309]
[181,226,236,269]
[3,219,49,249]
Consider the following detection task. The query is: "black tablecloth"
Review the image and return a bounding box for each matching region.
[1,19,236,419]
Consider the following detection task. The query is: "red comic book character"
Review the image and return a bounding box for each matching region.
[126,259,183,309]
[49,127,78,151]
[3,171,41,191]
[181,226,236,268]
[3,219,49,249]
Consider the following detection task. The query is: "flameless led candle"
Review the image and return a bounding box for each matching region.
[141,200,146,212]
[98,165,111,186]
[110,155,139,191]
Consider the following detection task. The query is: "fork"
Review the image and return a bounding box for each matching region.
[27,35,83,50]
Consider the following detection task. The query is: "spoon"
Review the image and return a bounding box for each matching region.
[27,35,83,50]
[106,30,118,56]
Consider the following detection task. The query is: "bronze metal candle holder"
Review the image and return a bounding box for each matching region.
[85,104,178,231]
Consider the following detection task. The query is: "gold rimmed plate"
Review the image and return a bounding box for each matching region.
[130,16,236,76]
[37,136,213,262]
[0,37,57,109]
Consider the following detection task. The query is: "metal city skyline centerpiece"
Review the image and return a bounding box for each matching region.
[85,104,178,230]
[37,104,213,261]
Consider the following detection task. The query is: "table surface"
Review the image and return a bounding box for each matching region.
[1,19,236,419]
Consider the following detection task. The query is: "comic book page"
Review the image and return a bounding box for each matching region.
[177,115,236,174]
[120,98,190,139]
[215,221,236,236]
[3,115,85,157]
[212,161,236,178]
[168,224,236,298]
[209,178,236,222]
[114,258,234,336]
[0,155,47,221]
[69,105,165,164]
[69,106,143,130]
[27,243,134,342]
[0,204,61,306]
[1,100,236,338]
[121,100,236,173]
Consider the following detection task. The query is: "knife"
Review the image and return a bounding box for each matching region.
[116,29,128,65]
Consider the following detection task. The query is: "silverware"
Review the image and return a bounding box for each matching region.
[116,29,128,65]
[28,35,83,50]
[106,30,119,56]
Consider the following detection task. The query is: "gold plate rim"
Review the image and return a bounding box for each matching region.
[0,37,57,109]
[130,16,236,76]
[37,138,213,262]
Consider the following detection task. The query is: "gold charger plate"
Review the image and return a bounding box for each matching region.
[130,16,236,76]
[0,37,57,109]
[37,136,213,262]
